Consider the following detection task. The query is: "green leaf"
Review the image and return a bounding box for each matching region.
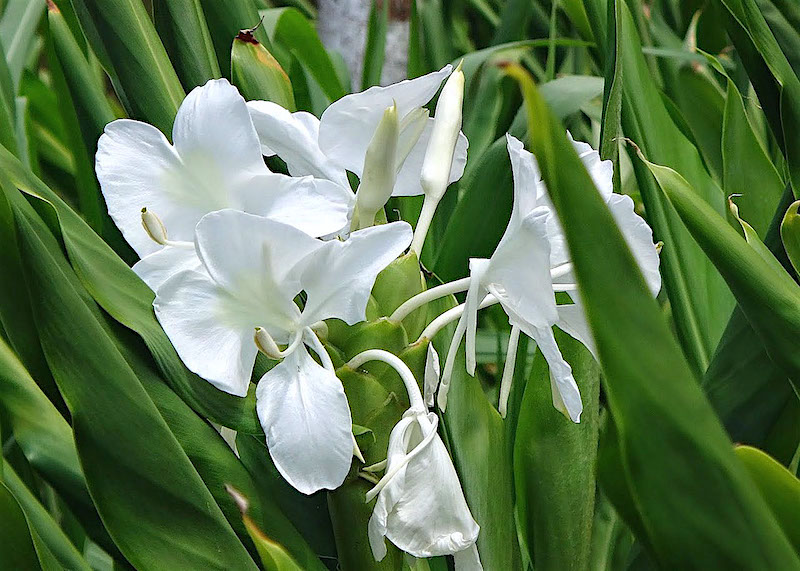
[508,62,800,567]
[198,0,269,78]
[226,487,304,571]
[153,0,221,90]
[361,0,388,90]
[261,8,346,103]
[514,329,600,571]
[70,0,185,133]
[736,445,800,552]
[0,147,260,432]
[0,40,18,155]
[644,158,800,390]
[231,30,295,109]
[372,252,427,341]
[0,0,46,89]
[781,200,800,275]
[0,478,45,570]
[7,188,258,570]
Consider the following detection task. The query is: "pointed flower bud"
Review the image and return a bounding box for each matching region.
[254,327,283,360]
[420,62,465,203]
[141,207,168,245]
[352,104,400,230]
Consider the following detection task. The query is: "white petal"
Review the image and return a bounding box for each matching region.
[522,324,582,423]
[391,119,469,197]
[505,134,542,225]
[556,303,597,359]
[193,210,318,325]
[465,259,490,376]
[96,119,187,257]
[607,194,661,296]
[567,132,613,201]
[299,221,413,326]
[133,245,202,292]
[319,66,452,177]
[238,173,354,238]
[373,413,479,558]
[172,79,266,181]
[255,345,353,494]
[453,544,484,571]
[153,270,258,397]
[247,101,351,188]
[489,209,558,329]
[424,344,441,408]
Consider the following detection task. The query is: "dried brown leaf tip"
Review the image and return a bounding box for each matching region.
[236,17,265,45]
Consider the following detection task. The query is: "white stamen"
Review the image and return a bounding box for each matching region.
[498,325,521,418]
[141,207,168,245]
[347,349,426,413]
[417,294,499,343]
[254,327,303,359]
[390,277,472,323]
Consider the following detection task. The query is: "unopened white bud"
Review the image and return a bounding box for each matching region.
[141,208,168,245]
[352,104,399,230]
[254,327,282,359]
[420,63,464,202]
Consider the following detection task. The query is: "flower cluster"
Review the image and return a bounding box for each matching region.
[96,63,659,569]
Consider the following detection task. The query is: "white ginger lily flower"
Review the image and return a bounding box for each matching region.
[346,350,481,569]
[152,209,412,494]
[96,78,353,291]
[438,134,660,422]
[247,65,469,200]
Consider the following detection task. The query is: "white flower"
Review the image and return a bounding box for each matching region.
[367,408,482,569]
[345,350,481,569]
[152,209,412,493]
[439,134,660,422]
[96,78,353,290]
[246,65,469,199]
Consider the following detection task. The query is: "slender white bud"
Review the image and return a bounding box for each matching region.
[141,207,168,245]
[254,327,282,359]
[419,63,464,202]
[352,104,399,230]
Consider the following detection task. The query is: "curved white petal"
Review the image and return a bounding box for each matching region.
[133,245,202,292]
[299,221,413,326]
[238,173,354,238]
[172,79,266,181]
[247,101,351,188]
[96,119,188,257]
[556,303,597,359]
[607,194,661,295]
[567,132,613,201]
[392,119,469,197]
[453,544,484,571]
[505,134,542,225]
[369,412,479,559]
[489,209,558,330]
[255,345,353,494]
[319,66,452,176]
[193,210,319,323]
[153,270,259,397]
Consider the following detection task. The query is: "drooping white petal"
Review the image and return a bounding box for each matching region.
[424,344,441,408]
[567,131,613,201]
[172,79,266,181]
[246,101,351,188]
[318,66,452,177]
[255,345,353,494]
[464,259,490,376]
[392,119,469,197]
[238,173,354,238]
[453,544,484,571]
[133,245,202,292]
[368,412,480,559]
[153,270,260,397]
[606,194,661,295]
[556,303,597,359]
[299,221,413,326]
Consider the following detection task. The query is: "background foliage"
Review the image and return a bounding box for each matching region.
[1,0,800,569]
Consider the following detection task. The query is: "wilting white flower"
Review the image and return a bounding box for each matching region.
[153,209,412,493]
[439,134,660,421]
[346,350,481,569]
[96,78,352,290]
[247,65,469,200]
